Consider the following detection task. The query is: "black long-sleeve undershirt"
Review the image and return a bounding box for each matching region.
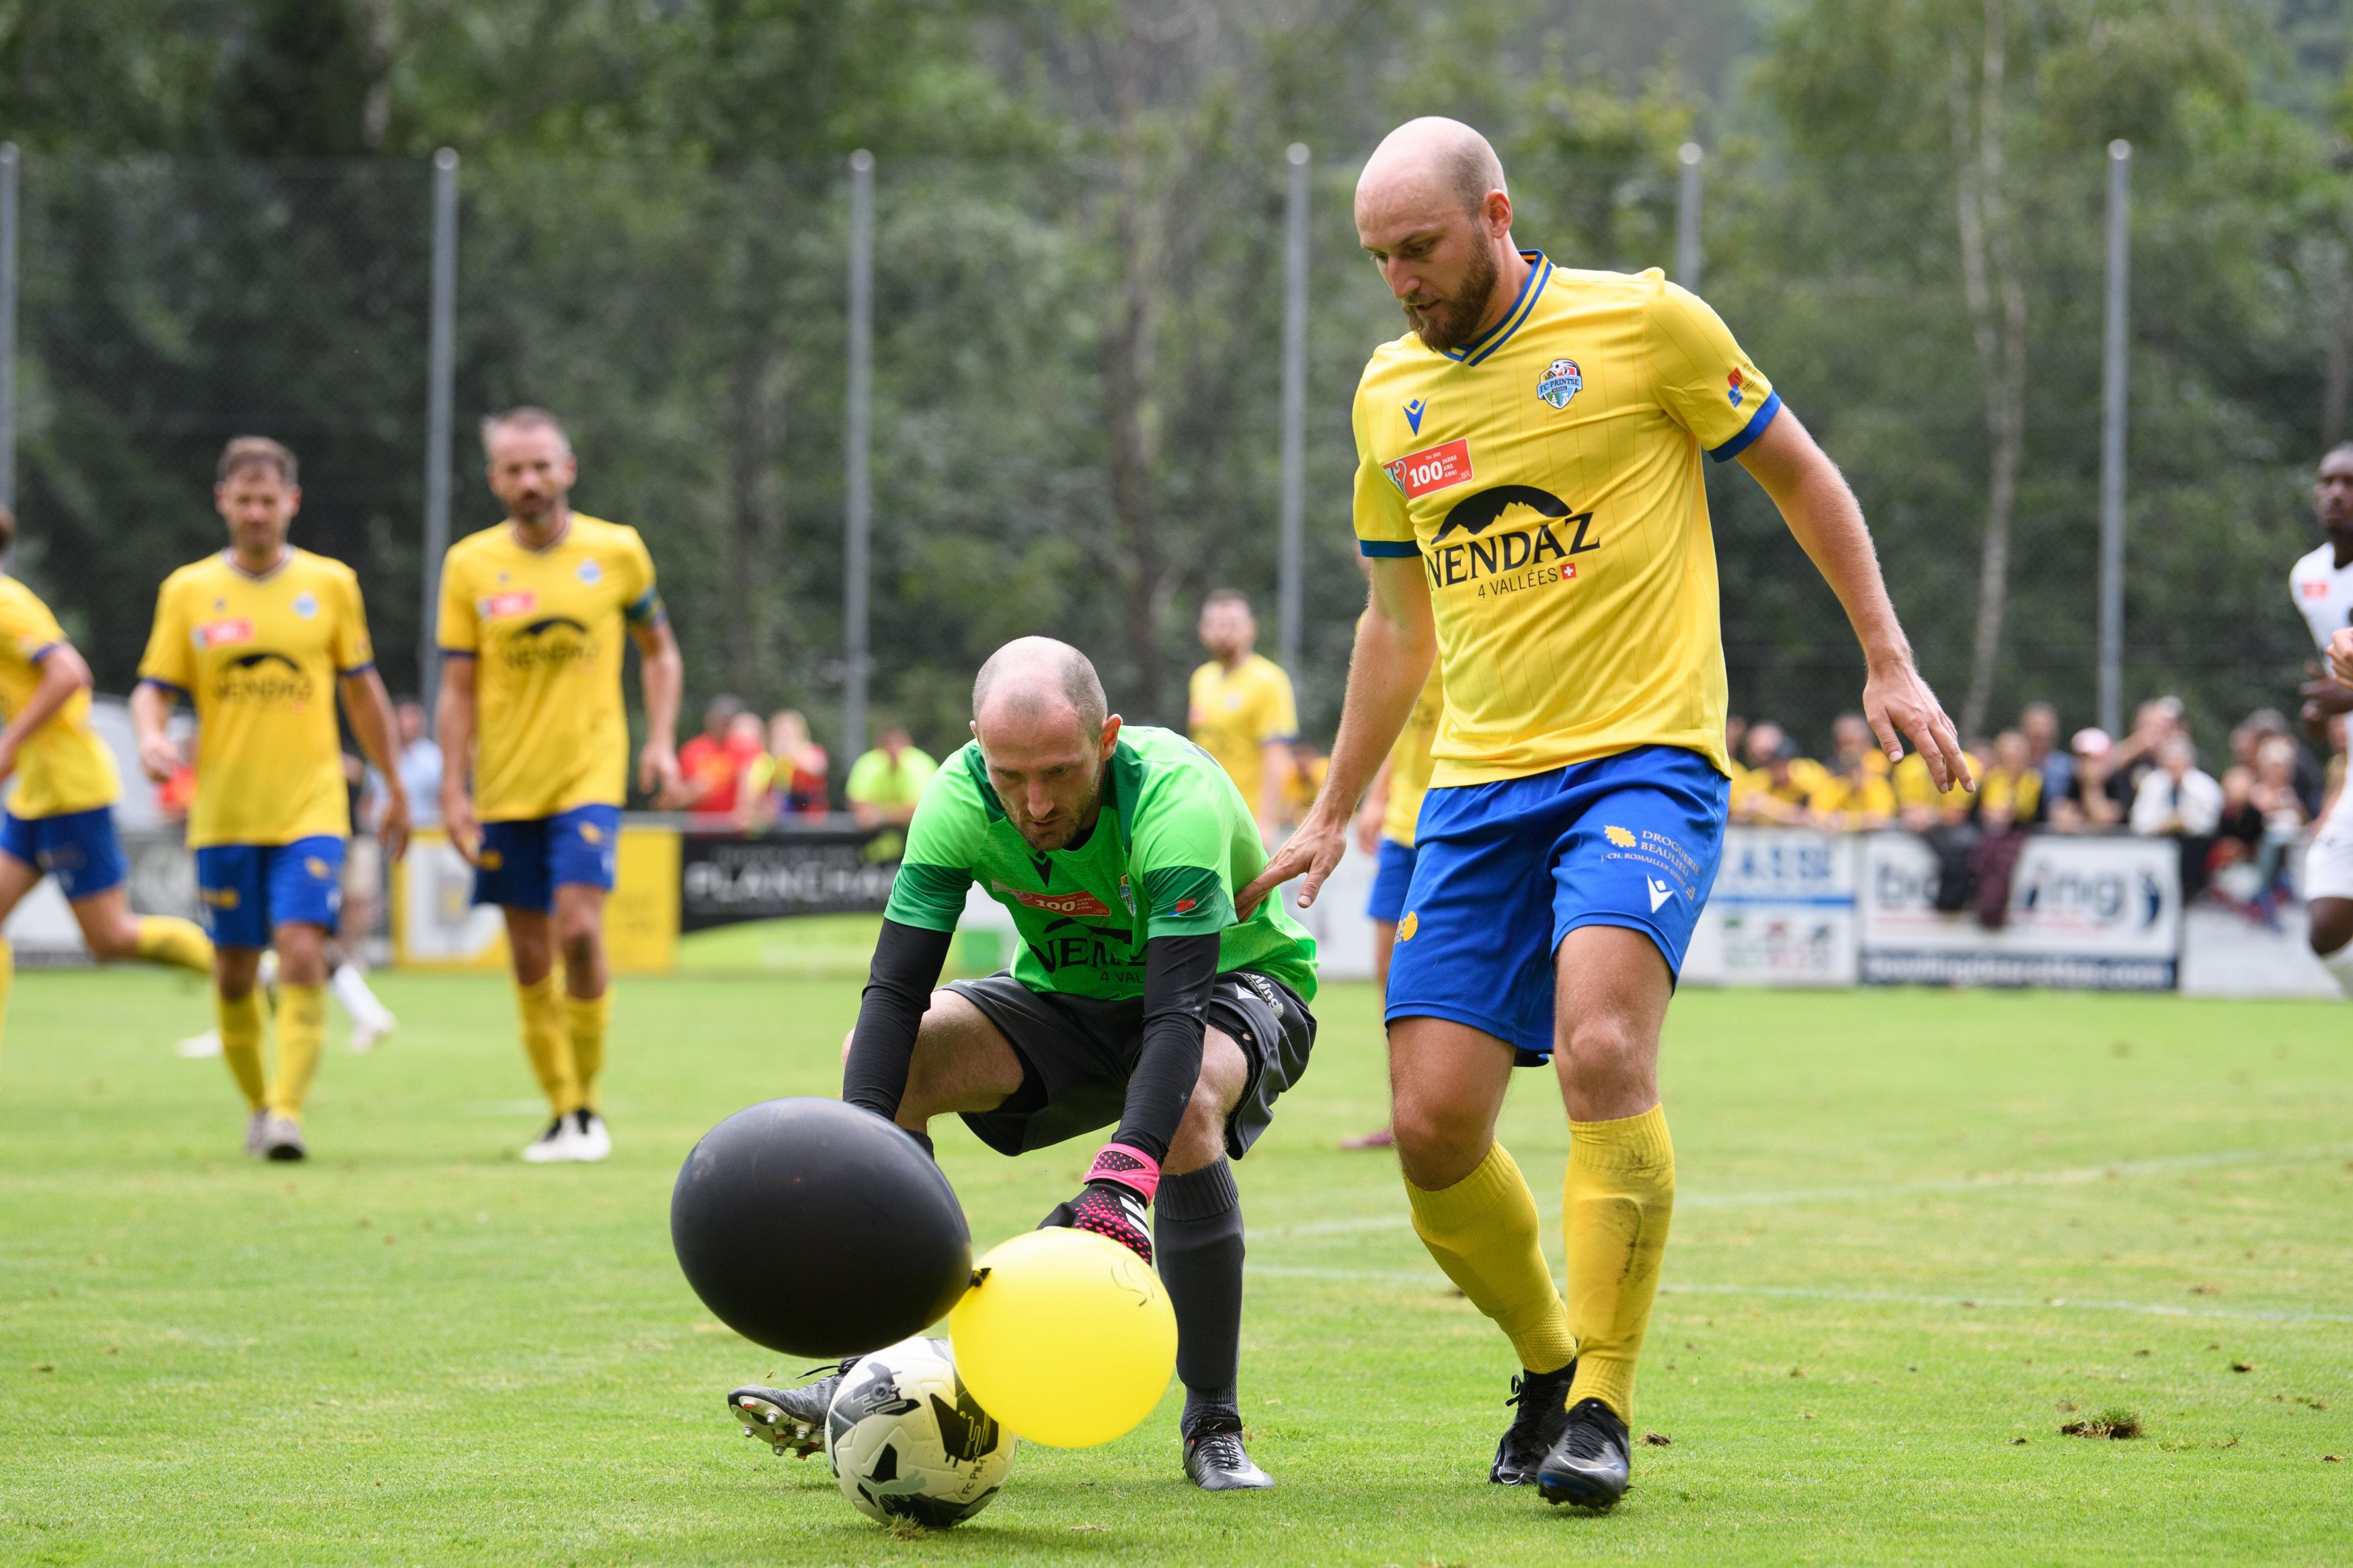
[840,919,954,1122]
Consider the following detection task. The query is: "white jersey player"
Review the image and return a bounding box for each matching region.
[2297,443,2353,987]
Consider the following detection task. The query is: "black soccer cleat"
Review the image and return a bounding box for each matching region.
[1490,1362,1576,1485]
[1183,1428,1273,1491]
[1536,1396,1632,1510]
[727,1358,858,1459]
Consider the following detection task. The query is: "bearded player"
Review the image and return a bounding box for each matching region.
[729,637,1316,1491]
[1247,119,1968,1510]
[131,438,411,1159]
[436,407,684,1163]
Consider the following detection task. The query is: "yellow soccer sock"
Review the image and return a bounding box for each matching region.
[217,987,268,1111]
[268,983,327,1120]
[515,975,578,1116]
[1562,1105,1677,1423]
[562,989,611,1112]
[0,936,13,1061]
[133,915,214,975]
[1406,1142,1577,1374]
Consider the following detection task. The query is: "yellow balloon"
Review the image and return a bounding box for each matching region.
[948,1229,1176,1448]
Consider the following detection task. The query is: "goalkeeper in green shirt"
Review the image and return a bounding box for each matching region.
[761,637,1318,1492]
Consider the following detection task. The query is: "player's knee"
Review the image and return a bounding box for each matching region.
[1558,1011,1646,1076]
[1390,1093,1491,1186]
[2309,900,2353,956]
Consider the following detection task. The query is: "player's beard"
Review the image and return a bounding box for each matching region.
[1405,241,1500,354]
[1012,774,1103,852]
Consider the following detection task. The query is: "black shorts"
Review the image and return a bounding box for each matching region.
[943,970,1316,1159]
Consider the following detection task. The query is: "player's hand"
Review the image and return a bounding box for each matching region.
[137,731,182,784]
[1238,807,1343,917]
[639,740,684,807]
[442,790,481,866]
[1862,656,1973,792]
[378,787,411,865]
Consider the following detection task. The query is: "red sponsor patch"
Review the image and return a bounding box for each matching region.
[992,880,1111,917]
[1559,563,1578,584]
[2303,579,2330,600]
[479,590,539,619]
[1383,438,1474,499]
[1172,897,1197,914]
[196,618,255,648]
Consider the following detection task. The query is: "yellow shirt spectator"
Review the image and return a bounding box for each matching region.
[1730,756,1826,823]
[1894,749,1982,821]
[1806,768,1897,830]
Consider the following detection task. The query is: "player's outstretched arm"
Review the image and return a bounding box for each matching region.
[1738,409,1974,792]
[338,666,411,864]
[0,643,93,784]
[630,619,685,806]
[435,655,482,864]
[1239,557,1434,915]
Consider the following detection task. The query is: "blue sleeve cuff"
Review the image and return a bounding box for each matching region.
[337,660,376,678]
[1358,539,1421,558]
[1708,389,1783,463]
[137,675,191,700]
[26,642,61,664]
[436,647,477,660]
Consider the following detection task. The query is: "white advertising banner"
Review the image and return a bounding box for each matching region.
[1683,827,1858,987]
[1858,831,2180,990]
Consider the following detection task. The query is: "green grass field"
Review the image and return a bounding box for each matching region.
[3,964,2349,1565]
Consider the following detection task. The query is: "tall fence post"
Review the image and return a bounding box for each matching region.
[843,149,876,769]
[0,143,19,513]
[2098,139,2131,739]
[1674,142,1703,292]
[419,148,458,717]
[1277,142,1310,685]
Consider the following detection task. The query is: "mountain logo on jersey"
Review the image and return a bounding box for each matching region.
[1425,485,1600,595]
[1403,397,1428,434]
[1538,358,1583,409]
[1384,438,1473,499]
[214,649,314,705]
[992,880,1112,918]
[1433,484,1569,542]
[500,612,597,673]
[522,616,591,638]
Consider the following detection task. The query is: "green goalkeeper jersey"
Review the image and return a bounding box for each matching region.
[885,725,1319,1003]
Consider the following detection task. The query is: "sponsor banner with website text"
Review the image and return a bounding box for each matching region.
[676,824,900,930]
[1681,827,1858,987]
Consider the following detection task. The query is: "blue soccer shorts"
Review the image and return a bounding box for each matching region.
[1366,836,1419,925]
[472,804,622,913]
[194,837,348,948]
[0,805,128,901]
[1384,745,1730,1063]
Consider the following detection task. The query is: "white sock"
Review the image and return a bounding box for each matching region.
[2318,940,2353,999]
[331,962,393,1027]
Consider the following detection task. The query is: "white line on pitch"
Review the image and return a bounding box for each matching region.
[1258,1143,2353,1239]
[1243,1265,2353,1325]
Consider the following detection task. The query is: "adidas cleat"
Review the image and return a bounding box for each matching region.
[727,1359,858,1458]
[1183,1428,1273,1491]
[1490,1362,1575,1485]
[1537,1396,1632,1510]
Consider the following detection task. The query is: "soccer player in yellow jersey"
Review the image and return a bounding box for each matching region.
[130,438,410,1161]
[1187,590,1298,838]
[1248,118,1972,1510]
[0,507,215,1053]
[1341,659,1444,1151]
[435,407,684,1165]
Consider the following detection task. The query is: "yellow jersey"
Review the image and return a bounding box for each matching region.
[1187,653,1297,813]
[1893,750,1980,814]
[1805,770,1897,829]
[1380,663,1446,847]
[0,576,119,819]
[436,513,662,821]
[1352,255,1778,786]
[1731,757,1827,818]
[137,549,372,848]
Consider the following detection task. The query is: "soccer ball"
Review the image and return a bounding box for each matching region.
[825,1335,1015,1528]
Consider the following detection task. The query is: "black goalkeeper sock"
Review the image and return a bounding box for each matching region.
[1156,1157,1244,1437]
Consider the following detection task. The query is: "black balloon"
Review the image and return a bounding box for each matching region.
[671,1098,971,1356]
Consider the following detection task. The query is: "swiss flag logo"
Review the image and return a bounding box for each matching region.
[1383,438,1474,499]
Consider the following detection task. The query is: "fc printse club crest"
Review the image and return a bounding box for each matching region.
[1538,358,1583,410]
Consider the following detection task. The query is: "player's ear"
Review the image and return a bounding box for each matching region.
[1101,714,1121,756]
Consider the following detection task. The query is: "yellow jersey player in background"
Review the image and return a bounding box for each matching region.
[1187,589,1297,840]
[1248,118,1970,1511]
[0,505,216,1055]
[435,407,684,1165]
[130,438,411,1161]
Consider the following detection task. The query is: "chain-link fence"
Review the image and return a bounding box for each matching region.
[9,142,2343,793]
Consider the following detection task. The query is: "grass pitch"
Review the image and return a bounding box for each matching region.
[2,961,2348,1565]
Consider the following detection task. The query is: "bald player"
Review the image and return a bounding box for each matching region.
[727,638,1318,1491]
[1247,118,1968,1509]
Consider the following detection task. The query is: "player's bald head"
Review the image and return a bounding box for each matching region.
[1357,117,1507,220]
[971,637,1108,741]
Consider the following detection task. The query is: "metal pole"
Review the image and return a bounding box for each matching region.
[843,149,875,767]
[419,148,458,716]
[1674,142,1702,292]
[1277,142,1310,684]
[0,143,19,513]
[2098,139,2131,739]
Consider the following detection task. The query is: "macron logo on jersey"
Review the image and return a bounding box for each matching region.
[1384,438,1474,500]
[479,591,539,620]
[196,618,255,649]
[991,880,1112,918]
